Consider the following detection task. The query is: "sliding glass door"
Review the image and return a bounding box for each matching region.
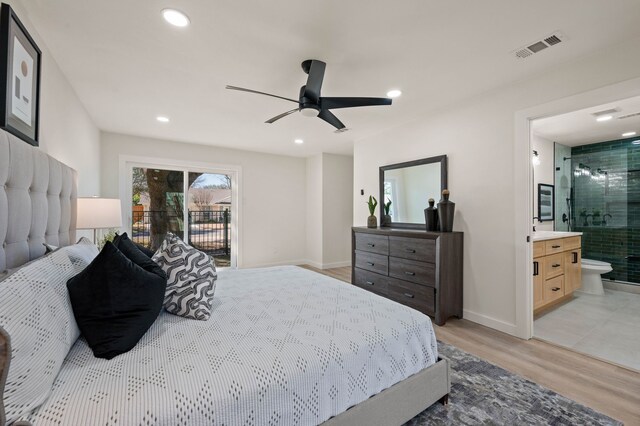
[128,163,237,267]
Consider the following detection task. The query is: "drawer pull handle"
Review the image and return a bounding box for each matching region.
[572,252,578,264]
[533,261,539,276]
[405,249,416,253]
[367,243,375,247]
[367,262,375,266]
[404,271,416,276]
[551,287,561,292]
[552,245,561,248]
[403,293,414,299]
[365,281,374,286]
[552,264,561,268]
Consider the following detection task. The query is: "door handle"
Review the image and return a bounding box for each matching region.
[533,261,539,276]
[572,252,578,264]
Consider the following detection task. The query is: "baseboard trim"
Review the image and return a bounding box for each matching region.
[462,309,519,337]
[243,259,310,269]
[603,280,640,294]
[296,260,351,270]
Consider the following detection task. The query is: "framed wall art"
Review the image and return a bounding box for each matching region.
[0,3,41,146]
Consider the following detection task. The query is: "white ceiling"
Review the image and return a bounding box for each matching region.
[532,95,640,146]
[22,0,640,157]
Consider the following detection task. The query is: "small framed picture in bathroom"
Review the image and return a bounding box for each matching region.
[538,183,554,222]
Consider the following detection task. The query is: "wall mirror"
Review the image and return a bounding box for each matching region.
[379,155,447,229]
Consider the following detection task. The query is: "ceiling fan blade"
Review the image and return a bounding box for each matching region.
[318,109,346,130]
[303,60,326,103]
[265,108,299,124]
[321,97,392,110]
[226,85,298,103]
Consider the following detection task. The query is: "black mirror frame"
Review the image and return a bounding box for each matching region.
[379,155,448,229]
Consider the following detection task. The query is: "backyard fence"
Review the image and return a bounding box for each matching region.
[132,209,230,258]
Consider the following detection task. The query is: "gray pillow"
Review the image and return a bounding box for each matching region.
[152,233,217,320]
[0,249,80,424]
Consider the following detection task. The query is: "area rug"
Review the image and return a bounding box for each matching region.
[405,342,621,425]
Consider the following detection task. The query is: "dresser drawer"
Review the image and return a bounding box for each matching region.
[389,236,436,262]
[543,275,564,302]
[389,257,435,287]
[545,239,564,255]
[388,278,435,315]
[544,253,564,280]
[355,233,389,255]
[354,250,389,275]
[353,268,388,296]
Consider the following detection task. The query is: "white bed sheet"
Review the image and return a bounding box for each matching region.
[21,266,438,426]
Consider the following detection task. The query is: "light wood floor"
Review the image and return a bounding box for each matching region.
[303,265,640,425]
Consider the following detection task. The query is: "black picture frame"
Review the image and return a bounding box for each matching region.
[379,155,448,229]
[537,183,554,222]
[0,3,41,146]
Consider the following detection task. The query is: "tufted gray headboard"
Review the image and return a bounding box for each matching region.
[0,128,77,274]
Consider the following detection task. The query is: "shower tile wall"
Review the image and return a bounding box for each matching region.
[554,143,572,232]
[570,137,640,284]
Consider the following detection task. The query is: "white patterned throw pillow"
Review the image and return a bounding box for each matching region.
[0,249,82,424]
[152,234,217,320]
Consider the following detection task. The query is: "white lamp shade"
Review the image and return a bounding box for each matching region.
[76,198,123,230]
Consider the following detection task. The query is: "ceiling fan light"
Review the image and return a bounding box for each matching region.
[301,107,320,118]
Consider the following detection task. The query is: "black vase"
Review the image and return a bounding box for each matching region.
[424,198,439,232]
[437,189,455,232]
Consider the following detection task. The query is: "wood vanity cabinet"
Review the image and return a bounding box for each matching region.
[352,227,463,326]
[533,236,581,313]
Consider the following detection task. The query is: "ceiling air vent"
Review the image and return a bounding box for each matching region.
[592,108,619,118]
[512,31,567,59]
[618,111,640,120]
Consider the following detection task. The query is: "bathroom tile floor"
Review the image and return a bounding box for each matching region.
[534,289,640,371]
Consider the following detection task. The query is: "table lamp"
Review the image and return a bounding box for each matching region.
[77,197,123,243]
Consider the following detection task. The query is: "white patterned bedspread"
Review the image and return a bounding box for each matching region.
[21,266,438,426]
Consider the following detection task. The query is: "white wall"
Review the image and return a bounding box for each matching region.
[321,154,354,268]
[306,154,323,267]
[9,1,100,196]
[532,134,555,231]
[353,35,640,335]
[101,132,307,268]
[306,153,354,269]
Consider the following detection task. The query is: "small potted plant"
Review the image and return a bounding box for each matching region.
[382,199,392,226]
[366,196,378,228]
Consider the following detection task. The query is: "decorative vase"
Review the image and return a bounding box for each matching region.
[367,215,377,228]
[382,214,392,226]
[437,189,455,232]
[424,198,439,232]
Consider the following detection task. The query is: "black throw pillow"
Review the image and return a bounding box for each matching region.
[67,242,167,359]
[113,232,156,258]
[113,232,166,279]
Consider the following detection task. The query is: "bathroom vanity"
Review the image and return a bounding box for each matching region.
[532,232,582,314]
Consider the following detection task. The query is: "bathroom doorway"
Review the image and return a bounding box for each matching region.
[529,95,640,371]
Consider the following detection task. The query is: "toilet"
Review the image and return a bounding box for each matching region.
[580,259,613,295]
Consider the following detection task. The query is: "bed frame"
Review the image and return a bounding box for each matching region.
[0,128,449,425]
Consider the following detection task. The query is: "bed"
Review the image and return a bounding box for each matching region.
[0,129,449,426]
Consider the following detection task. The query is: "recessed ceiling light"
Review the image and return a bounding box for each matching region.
[294,139,304,144]
[386,89,402,98]
[622,131,637,137]
[162,9,190,27]
[595,115,613,122]
[156,116,170,123]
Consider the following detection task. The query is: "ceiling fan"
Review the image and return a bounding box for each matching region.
[226,59,393,132]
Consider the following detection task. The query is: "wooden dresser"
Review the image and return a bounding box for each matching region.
[351,227,463,326]
[533,235,582,314]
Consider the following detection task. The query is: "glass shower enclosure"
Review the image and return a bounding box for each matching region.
[555,138,640,285]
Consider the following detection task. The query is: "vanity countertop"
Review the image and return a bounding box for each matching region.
[532,231,583,242]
